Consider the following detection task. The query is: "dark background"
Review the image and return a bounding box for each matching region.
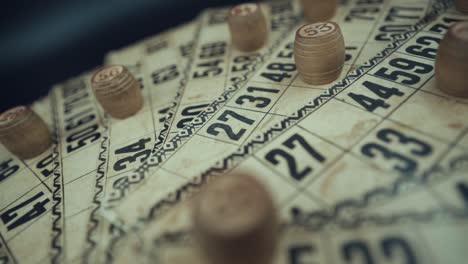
[1,0,243,112]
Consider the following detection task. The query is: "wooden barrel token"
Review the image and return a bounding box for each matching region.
[455,0,468,13]
[228,3,268,52]
[91,65,143,119]
[435,21,468,98]
[193,173,278,264]
[294,21,345,85]
[300,0,337,22]
[0,106,51,159]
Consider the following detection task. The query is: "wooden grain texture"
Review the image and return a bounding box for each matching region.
[0,106,51,159]
[91,65,143,118]
[193,173,278,264]
[435,21,468,98]
[455,0,468,13]
[300,0,337,22]
[294,21,345,84]
[228,3,268,52]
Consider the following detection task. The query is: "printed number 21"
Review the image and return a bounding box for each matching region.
[265,133,325,181]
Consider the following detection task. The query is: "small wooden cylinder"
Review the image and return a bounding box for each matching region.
[300,0,337,22]
[455,0,468,13]
[294,21,345,85]
[228,3,268,52]
[193,173,278,264]
[91,65,143,119]
[435,21,468,98]
[0,106,51,159]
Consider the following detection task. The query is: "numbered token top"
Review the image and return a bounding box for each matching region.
[0,105,50,159]
[91,65,125,84]
[0,106,32,132]
[230,3,259,17]
[91,65,133,96]
[297,21,337,39]
[91,64,143,118]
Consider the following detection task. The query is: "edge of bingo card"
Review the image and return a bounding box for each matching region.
[136,0,461,224]
[81,18,202,261]
[103,1,302,205]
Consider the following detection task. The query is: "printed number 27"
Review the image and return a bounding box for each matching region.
[265,133,325,181]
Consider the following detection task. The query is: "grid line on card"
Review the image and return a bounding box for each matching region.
[100,1,304,207]
[131,0,453,230]
[0,233,15,264]
[21,160,52,193]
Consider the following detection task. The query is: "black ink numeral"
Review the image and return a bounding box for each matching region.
[113,138,151,171]
[361,128,432,175]
[374,57,433,85]
[36,153,58,178]
[1,191,50,231]
[0,159,19,183]
[348,81,404,112]
[235,86,280,108]
[342,237,417,264]
[206,110,255,141]
[265,133,325,181]
[152,64,179,85]
[405,35,440,60]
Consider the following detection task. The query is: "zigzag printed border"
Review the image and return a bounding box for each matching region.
[81,16,203,263]
[105,0,458,259]
[106,0,303,204]
[139,0,454,224]
[109,1,301,204]
[50,92,64,264]
[151,22,201,155]
[82,112,110,262]
[149,152,468,249]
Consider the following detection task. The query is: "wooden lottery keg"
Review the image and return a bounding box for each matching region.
[0,106,51,159]
[435,21,468,98]
[294,21,345,85]
[91,65,143,119]
[228,3,268,52]
[193,173,278,264]
[300,0,337,22]
[455,0,468,13]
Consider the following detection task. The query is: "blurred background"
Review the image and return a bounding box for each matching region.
[0,0,245,112]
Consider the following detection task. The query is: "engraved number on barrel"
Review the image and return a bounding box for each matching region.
[361,128,432,175]
[231,4,257,16]
[300,23,334,37]
[265,133,325,181]
[1,191,50,231]
[206,110,255,141]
